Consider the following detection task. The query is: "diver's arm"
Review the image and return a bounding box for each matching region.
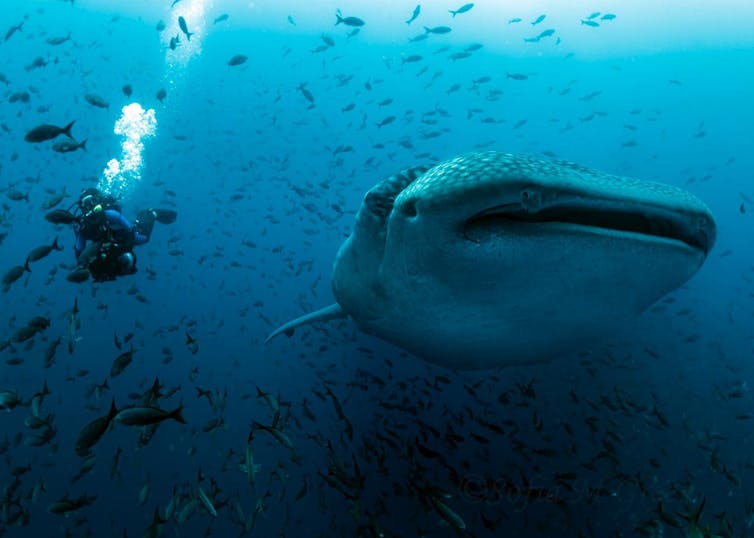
[104,209,148,245]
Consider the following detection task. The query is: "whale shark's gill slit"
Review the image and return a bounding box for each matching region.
[467,205,709,253]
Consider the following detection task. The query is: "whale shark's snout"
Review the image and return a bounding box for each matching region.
[268,151,717,370]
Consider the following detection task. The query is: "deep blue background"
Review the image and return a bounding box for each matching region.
[0,1,752,536]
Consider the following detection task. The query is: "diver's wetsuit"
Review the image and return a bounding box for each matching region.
[74,209,152,280]
[74,209,148,259]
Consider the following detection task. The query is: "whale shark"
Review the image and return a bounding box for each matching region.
[267,151,716,370]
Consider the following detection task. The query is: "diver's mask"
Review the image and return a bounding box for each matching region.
[83,203,103,220]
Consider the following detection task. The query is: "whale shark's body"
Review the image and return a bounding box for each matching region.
[268,151,716,370]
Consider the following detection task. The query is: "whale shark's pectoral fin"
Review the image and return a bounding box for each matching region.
[265,303,347,343]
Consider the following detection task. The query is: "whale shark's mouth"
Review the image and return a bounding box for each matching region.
[466,202,712,254]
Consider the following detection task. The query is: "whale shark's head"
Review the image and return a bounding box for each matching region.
[331,151,716,369]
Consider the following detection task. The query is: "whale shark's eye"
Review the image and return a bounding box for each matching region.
[401,200,418,217]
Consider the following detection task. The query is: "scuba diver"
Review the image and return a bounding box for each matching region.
[45,188,177,283]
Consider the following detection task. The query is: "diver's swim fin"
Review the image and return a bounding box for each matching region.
[154,209,177,225]
[135,210,156,239]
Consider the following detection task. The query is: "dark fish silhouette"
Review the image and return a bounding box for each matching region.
[25,121,75,143]
[335,10,364,27]
[228,54,247,66]
[178,16,193,41]
[449,3,474,17]
[45,209,77,224]
[406,5,420,25]
[52,138,87,153]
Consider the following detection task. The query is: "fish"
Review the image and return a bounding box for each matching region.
[66,268,91,283]
[428,493,466,531]
[156,20,165,31]
[48,494,97,515]
[46,32,71,45]
[508,18,522,24]
[266,151,716,369]
[424,25,451,34]
[335,10,364,27]
[531,14,546,25]
[214,13,229,24]
[24,121,75,143]
[178,16,193,41]
[252,421,293,449]
[581,19,600,27]
[601,13,616,20]
[75,399,118,456]
[185,332,199,354]
[122,84,132,96]
[84,93,109,108]
[448,51,471,61]
[202,418,225,434]
[138,481,150,505]
[9,90,30,102]
[25,56,47,70]
[114,405,186,426]
[169,35,180,50]
[52,138,87,153]
[110,346,135,377]
[402,54,423,64]
[43,337,61,368]
[507,72,528,80]
[228,54,247,66]
[241,429,261,485]
[67,298,80,355]
[28,316,50,331]
[0,390,21,410]
[449,3,474,17]
[406,5,421,25]
[376,116,396,128]
[2,261,30,292]
[296,83,314,103]
[6,189,29,202]
[109,446,123,480]
[11,325,36,343]
[197,485,217,517]
[26,236,62,263]
[287,15,296,26]
[579,90,602,101]
[156,88,167,102]
[41,187,68,209]
[255,386,279,413]
[4,22,23,42]
[678,498,710,538]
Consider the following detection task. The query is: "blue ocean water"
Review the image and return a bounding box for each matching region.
[1,0,753,536]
